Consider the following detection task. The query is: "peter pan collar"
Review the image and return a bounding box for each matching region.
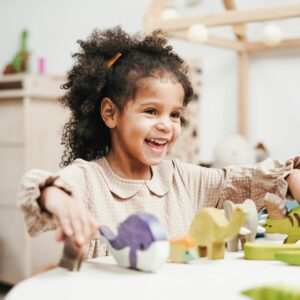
[92,157,174,199]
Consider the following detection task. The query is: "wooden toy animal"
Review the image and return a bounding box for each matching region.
[242,284,300,299]
[244,242,300,260]
[99,213,169,272]
[169,236,197,263]
[263,193,300,243]
[189,207,246,260]
[224,199,258,251]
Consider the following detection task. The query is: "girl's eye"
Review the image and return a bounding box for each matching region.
[170,112,181,119]
[144,109,156,115]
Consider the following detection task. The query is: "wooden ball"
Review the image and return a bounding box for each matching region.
[262,24,282,47]
[187,24,208,43]
[160,7,179,20]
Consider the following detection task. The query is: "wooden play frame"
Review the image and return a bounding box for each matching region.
[144,0,300,136]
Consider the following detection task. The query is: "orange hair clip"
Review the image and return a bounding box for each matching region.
[106,52,122,69]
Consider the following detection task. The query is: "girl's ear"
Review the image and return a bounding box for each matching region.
[101,97,119,128]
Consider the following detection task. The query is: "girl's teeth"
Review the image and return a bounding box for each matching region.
[149,139,166,145]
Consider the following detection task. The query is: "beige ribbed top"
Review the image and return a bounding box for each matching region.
[17,156,300,258]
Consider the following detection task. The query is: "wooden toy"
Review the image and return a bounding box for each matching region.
[257,209,268,238]
[59,236,84,271]
[242,284,300,299]
[99,213,169,272]
[275,251,300,266]
[169,236,197,263]
[224,199,258,251]
[264,193,300,243]
[189,207,246,260]
[285,199,299,212]
[244,242,300,260]
[3,30,29,74]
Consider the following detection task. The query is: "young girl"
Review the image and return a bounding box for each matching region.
[18,26,300,258]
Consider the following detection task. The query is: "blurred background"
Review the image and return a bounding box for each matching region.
[1,0,300,163]
[0,0,300,293]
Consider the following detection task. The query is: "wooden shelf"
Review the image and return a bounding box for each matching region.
[0,74,65,100]
[0,74,67,284]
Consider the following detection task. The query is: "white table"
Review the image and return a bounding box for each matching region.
[6,250,300,300]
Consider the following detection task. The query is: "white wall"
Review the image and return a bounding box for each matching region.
[1,0,300,163]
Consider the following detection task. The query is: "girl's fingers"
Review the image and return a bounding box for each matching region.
[59,214,74,236]
[56,200,99,247]
[73,206,98,242]
[70,209,85,245]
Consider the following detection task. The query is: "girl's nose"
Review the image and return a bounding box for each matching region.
[156,118,172,132]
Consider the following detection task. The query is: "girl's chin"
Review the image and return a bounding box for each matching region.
[147,160,163,166]
[142,143,170,165]
[144,155,166,166]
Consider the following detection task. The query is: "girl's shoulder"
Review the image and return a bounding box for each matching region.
[155,159,206,186]
[171,158,203,174]
[56,158,106,181]
[67,157,107,170]
[171,158,220,186]
[59,158,96,173]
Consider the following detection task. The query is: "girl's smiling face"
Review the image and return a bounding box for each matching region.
[104,75,184,176]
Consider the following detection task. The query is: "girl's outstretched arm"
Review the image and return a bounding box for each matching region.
[174,156,300,211]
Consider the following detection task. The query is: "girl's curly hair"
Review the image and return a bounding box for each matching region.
[60,26,193,166]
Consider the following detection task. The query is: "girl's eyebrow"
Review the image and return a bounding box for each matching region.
[139,100,161,106]
[139,101,184,111]
[173,106,184,112]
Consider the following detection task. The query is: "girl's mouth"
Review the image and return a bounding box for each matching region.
[145,138,168,152]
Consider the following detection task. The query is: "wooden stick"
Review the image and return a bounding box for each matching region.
[222,0,246,40]
[237,50,249,137]
[169,30,245,51]
[151,3,300,31]
[222,0,249,84]
[247,38,300,53]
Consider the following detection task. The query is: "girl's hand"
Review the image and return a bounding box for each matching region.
[40,186,99,250]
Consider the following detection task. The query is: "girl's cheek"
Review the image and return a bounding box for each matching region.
[175,123,182,134]
[131,118,154,132]
[139,117,156,127]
